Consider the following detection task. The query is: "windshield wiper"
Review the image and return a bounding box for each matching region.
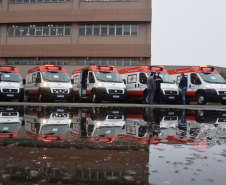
[97,79,108,82]
[108,80,122,83]
[1,80,19,82]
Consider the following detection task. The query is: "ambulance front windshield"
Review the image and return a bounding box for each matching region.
[94,72,123,83]
[0,72,22,83]
[41,72,70,83]
[199,73,226,84]
[147,72,174,83]
[40,124,69,135]
[0,123,21,133]
[93,126,122,137]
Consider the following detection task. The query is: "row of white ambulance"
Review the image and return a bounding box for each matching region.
[0,65,226,105]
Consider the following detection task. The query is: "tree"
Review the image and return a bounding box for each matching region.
[220,71,226,80]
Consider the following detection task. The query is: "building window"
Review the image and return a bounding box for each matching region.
[7,24,71,37]
[79,24,138,36]
[9,0,72,3]
[7,58,71,65]
[0,0,2,4]
[79,0,138,2]
[78,58,138,66]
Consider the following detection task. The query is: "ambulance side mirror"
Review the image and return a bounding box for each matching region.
[71,79,74,84]
[23,79,26,84]
[123,79,126,84]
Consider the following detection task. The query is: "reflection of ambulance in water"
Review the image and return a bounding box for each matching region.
[71,109,125,143]
[25,108,71,141]
[0,107,23,138]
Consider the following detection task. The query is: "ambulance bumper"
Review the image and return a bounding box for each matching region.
[161,94,180,102]
[41,88,73,100]
[96,88,127,100]
[205,89,226,102]
[0,88,24,100]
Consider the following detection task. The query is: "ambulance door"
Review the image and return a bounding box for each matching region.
[87,72,95,98]
[139,72,147,90]
[79,69,88,97]
[126,73,138,94]
[72,74,80,98]
[189,73,202,100]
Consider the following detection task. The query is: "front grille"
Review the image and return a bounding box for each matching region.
[2,112,18,116]
[164,116,178,121]
[52,89,68,94]
[165,91,177,95]
[108,115,123,119]
[218,91,226,95]
[108,89,123,94]
[2,89,18,93]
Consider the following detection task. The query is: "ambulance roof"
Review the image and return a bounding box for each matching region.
[0,65,20,73]
[27,65,67,74]
[118,66,166,74]
[167,66,218,75]
[72,65,118,75]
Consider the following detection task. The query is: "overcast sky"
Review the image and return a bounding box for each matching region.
[151,0,226,68]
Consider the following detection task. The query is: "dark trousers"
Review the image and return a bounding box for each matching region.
[154,88,161,103]
[147,89,155,104]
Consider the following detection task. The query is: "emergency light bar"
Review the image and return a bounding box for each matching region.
[0,65,15,72]
[45,65,62,71]
[199,66,214,71]
[97,65,114,70]
[149,66,164,71]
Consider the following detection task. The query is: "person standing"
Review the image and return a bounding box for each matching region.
[146,73,156,104]
[154,71,163,104]
[179,73,188,105]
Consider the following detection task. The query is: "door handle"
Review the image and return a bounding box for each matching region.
[189,85,191,88]
[135,84,136,88]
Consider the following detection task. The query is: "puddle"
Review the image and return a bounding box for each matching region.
[0,106,226,184]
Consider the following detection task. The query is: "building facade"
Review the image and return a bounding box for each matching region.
[0,0,151,72]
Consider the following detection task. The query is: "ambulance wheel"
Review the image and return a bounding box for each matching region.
[221,101,226,105]
[38,93,44,102]
[91,91,99,103]
[19,97,24,102]
[196,93,206,105]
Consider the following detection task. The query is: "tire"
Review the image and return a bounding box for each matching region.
[38,93,43,102]
[91,91,99,103]
[221,101,226,105]
[196,93,206,105]
[19,97,24,102]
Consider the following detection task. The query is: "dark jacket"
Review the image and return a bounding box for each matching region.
[147,76,156,90]
[154,75,163,90]
[179,76,188,88]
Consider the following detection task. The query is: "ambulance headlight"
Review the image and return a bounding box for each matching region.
[68,119,72,124]
[97,121,101,127]
[43,82,48,87]
[206,84,212,88]
[42,119,47,124]
[122,121,125,126]
[69,84,72,88]
[97,82,103,87]
[20,83,24,88]
[123,84,126,88]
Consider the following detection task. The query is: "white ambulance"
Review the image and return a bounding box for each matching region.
[168,66,226,105]
[25,65,73,102]
[71,65,127,103]
[25,107,71,141]
[0,65,24,102]
[0,107,23,138]
[118,66,179,103]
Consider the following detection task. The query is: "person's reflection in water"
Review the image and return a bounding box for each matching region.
[145,107,160,139]
[177,109,187,138]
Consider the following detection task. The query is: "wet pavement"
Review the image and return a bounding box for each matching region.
[0,105,226,185]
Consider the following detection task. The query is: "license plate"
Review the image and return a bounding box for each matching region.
[57,95,64,98]
[113,111,119,114]
[223,97,226,100]
[7,94,14,97]
[222,114,226,117]
[168,112,174,115]
[169,96,174,99]
[113,95,119,98]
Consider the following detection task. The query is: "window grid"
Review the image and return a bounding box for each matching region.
[7,24,71,37]
[7,59,71,65]
[79,24,138,36]
[78,58,138,66]
[9,0,72,3]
